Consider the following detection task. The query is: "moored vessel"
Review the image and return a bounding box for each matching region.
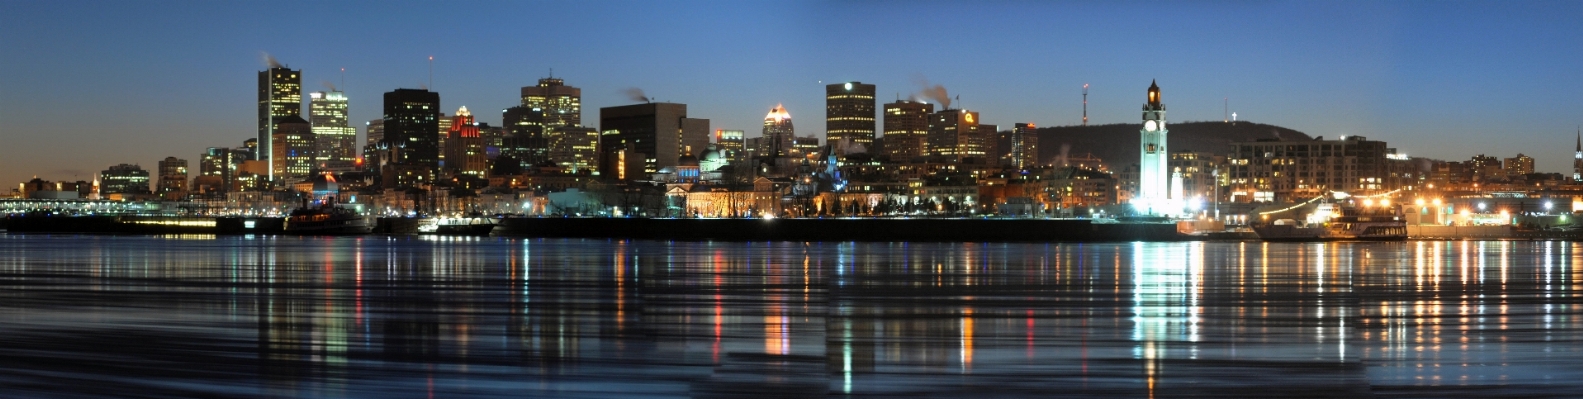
[1253,199,1406,241]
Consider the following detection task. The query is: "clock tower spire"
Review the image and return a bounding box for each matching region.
[1135,80,1171,215]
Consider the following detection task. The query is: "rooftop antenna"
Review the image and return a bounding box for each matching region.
[340,67,345,92]
[548,68,553,78]
[1224,97,1228,123]
[1082,83,1089,126]
[428,56,434,91]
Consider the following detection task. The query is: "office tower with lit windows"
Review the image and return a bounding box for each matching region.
[521,77,581,127]
[156,156,188,196]
[258,66,301,181]
[309,91,357,171]
[443,107,487,178]
[549,126,600,174]
[502,106,547,167]
[99,164,150,195]
[381,88,441,188]
[825,81,876,154]
[882,100,932,162]
[363,119,384,172]
[599,102,707,180]
[1009,122,1039,169]
[716,130,745,162]
[761,105,795,156]
[926,108,982,162]
[270,115,316,181]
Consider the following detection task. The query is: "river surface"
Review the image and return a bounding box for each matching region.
[1,233,1580,398]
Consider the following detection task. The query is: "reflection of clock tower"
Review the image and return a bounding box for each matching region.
[1137,80,1170,211]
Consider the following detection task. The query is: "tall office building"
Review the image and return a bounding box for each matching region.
[716,130,745,163]
[156,156,188,196]
[502,106,548,166]
[521,77,581,127]
[825,82,876,154]
[882,100,932,162]
[761,105,795,157]
[258,66,302,181]
[199,147,249,193]
[271,115,316,181]
[1009,123,1039,169]
[443,107,487,178]
[382,88,441,188]
[309,91,357,171]
[549,126,600,174]
[364,119,384,172]
[926,109,982,162]
[599,102,708,179]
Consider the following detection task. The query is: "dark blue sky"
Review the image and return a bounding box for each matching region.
[3,1,1582,187]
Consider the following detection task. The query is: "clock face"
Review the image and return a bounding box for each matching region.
[1144,120,1157,132]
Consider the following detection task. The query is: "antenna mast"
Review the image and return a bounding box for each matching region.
[1082,83,1089,126]
[428,56,434,91]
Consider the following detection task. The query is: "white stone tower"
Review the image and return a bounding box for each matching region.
[1135,80,1171,214]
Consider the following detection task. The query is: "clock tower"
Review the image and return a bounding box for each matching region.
[1136,80,1171,213]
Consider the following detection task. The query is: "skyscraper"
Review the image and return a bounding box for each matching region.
[258,66,301,182]
[926,109,981,162]
[364,119,384,172]
[443,106,487,178]
[882,100,932,162]
[521,77,581,127]
[549,126,600,174]
[1135,80,1171,212]
[599,102,706,179]
[716,130,745,163]
[309,91,357,171]
[1009,123,1039,169]
[156,156,188,197]
[761,105,795,157]
[382,88,441,188]
[270,115,315,181]
[825,82,876,154]
[502,106,548,167]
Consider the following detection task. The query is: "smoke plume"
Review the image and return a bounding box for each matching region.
[321,80,337,92]
[261,52,283,68]
[625,87,650,103]
[912,75,951,109]
[1057,143,1071,167]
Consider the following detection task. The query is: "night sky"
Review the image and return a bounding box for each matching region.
[3,1,1581,187]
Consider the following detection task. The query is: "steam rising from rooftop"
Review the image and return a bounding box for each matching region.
[260,52,283,69]
[320,80,337,92]
[625,87,650,103]
[912,75,951,109]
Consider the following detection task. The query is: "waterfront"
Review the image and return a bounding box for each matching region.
[1,234,1581,397]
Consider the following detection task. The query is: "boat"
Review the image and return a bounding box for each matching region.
[283,201,371,235]
[1252,200,1407,242]
[419,216,497,236]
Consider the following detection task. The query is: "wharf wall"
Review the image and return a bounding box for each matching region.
[497,217,1183,242]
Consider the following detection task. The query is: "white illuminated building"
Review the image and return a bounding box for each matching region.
[1133,80,1183,216]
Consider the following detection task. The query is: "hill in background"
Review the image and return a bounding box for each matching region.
[1033,121,1312,169]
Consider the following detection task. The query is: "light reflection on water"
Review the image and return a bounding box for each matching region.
[1,234,1581,397]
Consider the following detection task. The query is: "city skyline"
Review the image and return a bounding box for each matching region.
[3,1,1583,188]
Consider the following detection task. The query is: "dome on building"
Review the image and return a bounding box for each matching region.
[309,172,339,198]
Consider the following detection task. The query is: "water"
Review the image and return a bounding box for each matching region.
[1,234,1581,398]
